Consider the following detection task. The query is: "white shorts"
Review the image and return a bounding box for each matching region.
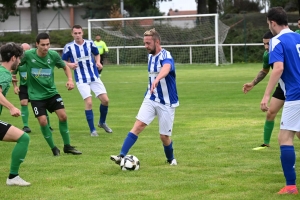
[76,78,107,100]
[280,100,300,131]
[136,98,175,136]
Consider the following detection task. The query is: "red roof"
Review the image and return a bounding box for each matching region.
[168,10,197,16]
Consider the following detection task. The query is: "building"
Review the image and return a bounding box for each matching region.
[0,0,87,33]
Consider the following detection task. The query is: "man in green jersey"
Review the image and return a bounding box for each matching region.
[0,43,31,186]
[12,43,53,133]
[94,34,109,75]
[20,33,82,156]
[243,31,300,150]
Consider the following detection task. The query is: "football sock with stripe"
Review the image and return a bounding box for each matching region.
[263,120,274,145]
[85,110,96,132]
[10,133,29,175]
[280,145,296,185]
[163,141,174,161]
[99,104,108,124]
[21,105,29,127]
[120,132,138,156]
[41,125,55,148]
[59,121,71,145]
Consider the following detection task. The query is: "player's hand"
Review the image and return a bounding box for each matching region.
[13,86,20,95]
[96,62,103,70]
[150,80,159,94]
[10,107,21,117]
[66,80,74,91]
[68,62,78,70]
[242,83,254,94]
[260,95,270,112]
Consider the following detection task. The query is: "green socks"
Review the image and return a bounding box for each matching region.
[59,121,70,145]
[41,125,55,148]
[21,105,29,127]
[10,133,30,175]
[263,120,275,145]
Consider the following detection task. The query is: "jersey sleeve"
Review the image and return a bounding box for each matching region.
[262,51,271,69]
[62,45,71,61]
[269,38,284,65]
[0,72,10,92]
[103,42,109,52]
[54,51,66,69]
[91,41,99,56]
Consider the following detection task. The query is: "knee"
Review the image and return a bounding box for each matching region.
[20,133,30,145]
[58,114,67,122]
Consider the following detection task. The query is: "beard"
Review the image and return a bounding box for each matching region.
[11,60,19,71]
[149,46,156,55]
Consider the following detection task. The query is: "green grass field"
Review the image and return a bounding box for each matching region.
[0,63,299,200]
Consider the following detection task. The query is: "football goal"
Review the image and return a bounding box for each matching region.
[88,14,229,66]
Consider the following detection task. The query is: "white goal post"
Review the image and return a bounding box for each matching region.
[88,14,229,66]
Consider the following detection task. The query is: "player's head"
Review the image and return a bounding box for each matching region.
[267,7,288,36]
[297,18,300,28]
[21,43,31,51]
[143,28,161,55]
[0,42,23,70]
[95,34,101,42]
[262,31,273,51]
[36,32,50,56]
[72,25,84,43]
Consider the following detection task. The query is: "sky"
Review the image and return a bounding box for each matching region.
[158,0,197,15]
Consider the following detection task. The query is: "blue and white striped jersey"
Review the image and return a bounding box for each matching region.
[62,40,99,83]
[145,49,179,107]
[269,29,300,101]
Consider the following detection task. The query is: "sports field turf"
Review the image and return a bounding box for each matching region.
[0,63,299,199]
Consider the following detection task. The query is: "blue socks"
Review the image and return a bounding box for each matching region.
[120,132,138,156]
[164,141,174,161]
[280,145,296,185]
[99,104,108,124]
[85,110,95,132]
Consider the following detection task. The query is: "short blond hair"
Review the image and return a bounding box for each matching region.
[144,28,161,41]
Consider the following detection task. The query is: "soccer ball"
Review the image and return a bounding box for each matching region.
[120,155,140,171]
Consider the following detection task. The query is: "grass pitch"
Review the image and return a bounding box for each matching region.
[0,63,299,200]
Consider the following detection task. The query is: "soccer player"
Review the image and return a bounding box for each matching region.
[12,43,53,133]
[94,34,109,75]
[295,18,300,33]
[243,31,284,150]
[20,32,82,156]
[0,42,30,186]
[62,25,112,136]
[261,7,300,194]
[110,28,179,166]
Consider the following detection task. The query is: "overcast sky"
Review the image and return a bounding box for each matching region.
[158,0,197,15]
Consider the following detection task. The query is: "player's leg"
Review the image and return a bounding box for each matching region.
[110,98,154,164]
[157,103,177,165]
[50,94,82,155]
[253,85,284,150]
[0,121,30,186]
[19,85,31,133]
[46,112,53,131]
[92,80,112,133]
[277,102,298,194]
[98,56,104,75]
[31,99,57,155]
[77,83,97,136]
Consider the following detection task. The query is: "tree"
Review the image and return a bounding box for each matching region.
[0,0,18,22]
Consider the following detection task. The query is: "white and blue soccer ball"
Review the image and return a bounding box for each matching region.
[120,155,140,171]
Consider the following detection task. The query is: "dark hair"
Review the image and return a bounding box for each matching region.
[72,25,83,30]
[0,42,23,62]
[267,7,288,26]
[263,31,273,39]
[36,32,50,44]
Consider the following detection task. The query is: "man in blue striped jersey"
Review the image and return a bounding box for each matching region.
[261,7,300,194]
[110,28,179,166]
[62,25,112,136]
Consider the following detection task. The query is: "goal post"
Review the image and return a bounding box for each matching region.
[88,14,229,66]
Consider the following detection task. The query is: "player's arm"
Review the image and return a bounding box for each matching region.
[0,86,21,117]
[12,75,20,95]
[104,42,109,53]
[62,65,74,91]
[150,63,171,94]
[243,68,269,94]
[260,62,283,112]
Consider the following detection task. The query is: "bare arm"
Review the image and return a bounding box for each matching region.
[260,62,283,112]
[150,64,171,94]
[0,87,21,117]
[243,68,269,94]
[63,66,74,91]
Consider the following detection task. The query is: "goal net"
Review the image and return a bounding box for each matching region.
[88,14,229,66]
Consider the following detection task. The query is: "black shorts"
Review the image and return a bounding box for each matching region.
[0,120,12,140]
[30,94,65,117]
[19,85,29,101]
[272,84,285,100]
